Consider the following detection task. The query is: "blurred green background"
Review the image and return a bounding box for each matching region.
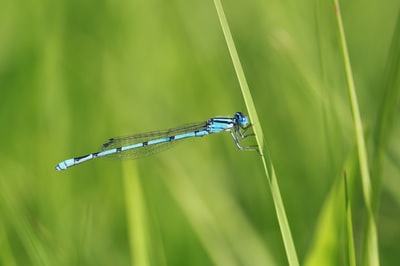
[0,0,399,265]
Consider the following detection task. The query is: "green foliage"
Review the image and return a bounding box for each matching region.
[0,0,399,265]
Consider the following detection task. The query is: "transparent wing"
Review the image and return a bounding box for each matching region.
[100,121,208,160]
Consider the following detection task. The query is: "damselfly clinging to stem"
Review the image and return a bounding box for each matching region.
[55,112,257,171]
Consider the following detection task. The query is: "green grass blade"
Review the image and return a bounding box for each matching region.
[162,158,277,266]
[0,172,50,266]
[122,162,150,266]
[212,1,299,265]
[371,8,400,204]
[303,172,345,266]
[334,1,380,265]
[375,9,400,147]
[0,223,17,266]
[304,150,358,266]
[344,172,356,266]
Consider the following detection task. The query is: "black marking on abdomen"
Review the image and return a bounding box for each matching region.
[169,136,175,141]
[143,141,148,146]
[75,154,90,161]
[116,147,122,152]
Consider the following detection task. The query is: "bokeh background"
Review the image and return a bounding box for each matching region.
[1,0,399,265]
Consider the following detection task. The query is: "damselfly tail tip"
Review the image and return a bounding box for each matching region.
[55,161,67,171]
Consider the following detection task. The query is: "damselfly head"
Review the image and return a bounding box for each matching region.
[234,112,249,127]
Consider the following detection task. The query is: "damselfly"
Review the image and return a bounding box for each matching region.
[55,112,256,171]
